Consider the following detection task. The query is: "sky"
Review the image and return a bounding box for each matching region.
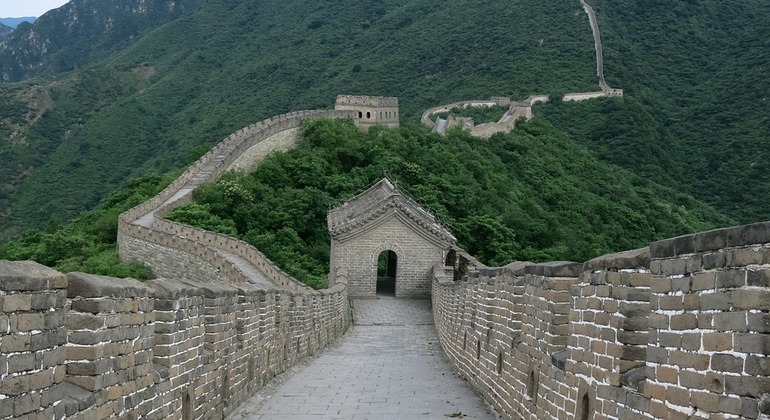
[0,0,69,18]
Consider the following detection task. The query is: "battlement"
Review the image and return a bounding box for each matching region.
[335,94,399,108]
[0,262,350,419]
[334,94,400,130]
[433,221,770,419]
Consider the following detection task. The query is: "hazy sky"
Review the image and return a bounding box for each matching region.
[1,0,70,18]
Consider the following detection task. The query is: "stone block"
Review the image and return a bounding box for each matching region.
[711,353,743,373]
[1,334,31,352]
[29,327,67,351]
[714,311,748,332]
[583,247,650,271]
[746,355,770,376]
[650,278,672,294]
[12,313,45,332]
[716,269,746,289]
[700,292,731,311]
[668,351,708,370]
[0,261,65,291]
[3,294,32,311]
[702,251,726,270]
[67,272,153,299]
[8,353,36,373]
[681,333,701,351]
[690,390,719,412]
[748,312,770,333]
[703,333,732,351]
[732,289,770,311]
[665,386,690,407]
[691,272,715,291]
[725,221,770,248]
[670,314,697,330]
[71,300,115,314]
[67,313,105,331]
[659,296,683,311]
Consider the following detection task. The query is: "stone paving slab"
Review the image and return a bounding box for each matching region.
[228,297,497,420]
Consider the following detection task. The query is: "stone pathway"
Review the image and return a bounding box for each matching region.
[228,297,497,420]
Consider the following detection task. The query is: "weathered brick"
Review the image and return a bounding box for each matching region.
[714,311,748,332]
[703,333,733,351]
[716,270,745,289]
[1,334,31,352]
[748,312,770,333]
[670,314,697,330]
[746,355,770,376]
[711,353,743,373]
[732,289,770,311]
[690,390,719,412]
[3,294,32,311]
[691,272,715,291]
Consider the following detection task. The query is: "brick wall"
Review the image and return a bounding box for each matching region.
[0,261,351,420]
[433,221,770,419]
[0,262,67,419]
[331,215,445,298]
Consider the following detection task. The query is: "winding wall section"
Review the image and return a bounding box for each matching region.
[422,0,622,137]
[434,223,770,419]
[117,109,355,293]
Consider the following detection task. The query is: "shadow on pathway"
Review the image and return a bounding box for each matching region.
[228,296,497,419]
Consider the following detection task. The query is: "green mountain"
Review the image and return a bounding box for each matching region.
[0,0,599,238]
[0,18,37,29]
[539,0,770,223]
[0,23,12,39]
[0,0,202,81]
[0,0,767,242]
[166,118,730,287]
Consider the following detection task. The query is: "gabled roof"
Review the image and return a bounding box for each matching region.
[328,178,456,246]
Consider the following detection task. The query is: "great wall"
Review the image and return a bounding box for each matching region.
[422,0,623,139]
[2,2,770,419]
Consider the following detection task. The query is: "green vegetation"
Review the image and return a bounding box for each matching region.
[166,118,729,286]
[537,0,770,223]
[433,104,509,125]
[0,0,767,284]
[0,172,178,279]
[0,0,598,238]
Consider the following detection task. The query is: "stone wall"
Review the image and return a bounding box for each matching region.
[117,109,356,293]
[0,261,351,420]
[334,95,399,130]
[433,222,770,419]
[330,215,445,299]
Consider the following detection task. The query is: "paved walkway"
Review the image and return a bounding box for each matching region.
[228,297,497,420]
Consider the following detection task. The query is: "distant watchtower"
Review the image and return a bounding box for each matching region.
[327,178,455,298]
[335,95,399,131]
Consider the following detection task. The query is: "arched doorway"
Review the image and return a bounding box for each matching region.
[376,250,397,296]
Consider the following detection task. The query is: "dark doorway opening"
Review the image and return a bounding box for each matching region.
[376,250,397,296]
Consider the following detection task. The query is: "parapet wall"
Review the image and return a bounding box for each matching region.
[434,221,770,419]
[0,261,350,420]
[117,109,355,293]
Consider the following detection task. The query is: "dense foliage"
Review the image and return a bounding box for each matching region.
[539,0,770,223]
[0,0,598,238]
[166,118,730,287]
[0,172,177,279]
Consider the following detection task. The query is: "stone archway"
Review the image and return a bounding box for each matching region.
[327,178,457,298]
[376,250,397,296]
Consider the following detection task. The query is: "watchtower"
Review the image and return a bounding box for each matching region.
[334,95,400,131]
[327,178,455,298]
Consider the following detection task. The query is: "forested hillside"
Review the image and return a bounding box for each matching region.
[0,0,767,265]
[539,0,770,223]
[0,0,203,81]
[0,0,598,238]
[166,118,730,287]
